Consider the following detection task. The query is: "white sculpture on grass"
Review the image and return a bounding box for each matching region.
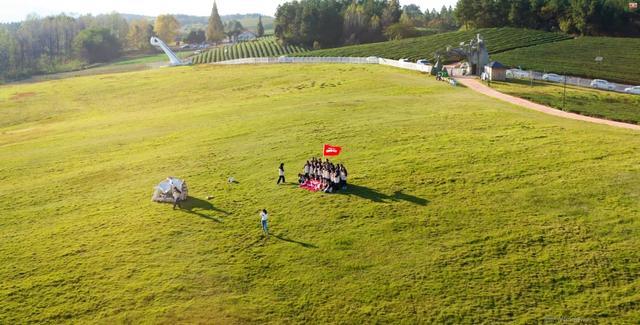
[150,37,190,66]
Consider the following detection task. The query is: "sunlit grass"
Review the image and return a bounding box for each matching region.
[0,64,639,323]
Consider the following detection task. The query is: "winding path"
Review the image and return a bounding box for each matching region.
[457,77,640,131]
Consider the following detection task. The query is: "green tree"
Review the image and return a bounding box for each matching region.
[73,28,121,63]
[185,29,206,44]
[383,22,419,40]
[207,1,225,42]
[343,1,369,44]
[225,20,244,43]
[257,15,265,37]
[381,0,402,28]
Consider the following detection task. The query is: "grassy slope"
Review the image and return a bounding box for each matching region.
[490,79,640,124]
[493,37,640,85]
[293,28,572,61]
[1,65,639,323]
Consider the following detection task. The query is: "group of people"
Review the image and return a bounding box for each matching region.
[298,157,348,193]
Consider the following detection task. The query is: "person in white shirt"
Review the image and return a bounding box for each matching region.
[260,209,269,237]
[277,163,285,185]
[303,161,310,177]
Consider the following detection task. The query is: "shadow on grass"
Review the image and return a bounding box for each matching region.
[273,233,318,249]
[338,184,429,206]
[177,196,230,223]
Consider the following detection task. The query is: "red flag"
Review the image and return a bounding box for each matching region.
[323,144,342,157]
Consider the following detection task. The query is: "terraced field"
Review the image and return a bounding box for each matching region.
[493,36,640,85]
[293,28,572,62]
[192,36,308,64]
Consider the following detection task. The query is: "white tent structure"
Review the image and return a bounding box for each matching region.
[152,177,188,203]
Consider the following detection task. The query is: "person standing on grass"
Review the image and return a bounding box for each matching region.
[277,163,285,184]
[260,209,269,237]
[172,185,182,209]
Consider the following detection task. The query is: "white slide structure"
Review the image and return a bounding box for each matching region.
[150,37,190,66]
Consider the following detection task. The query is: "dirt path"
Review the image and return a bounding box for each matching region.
[457,77,640,131]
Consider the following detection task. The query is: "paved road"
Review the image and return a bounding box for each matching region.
[457,77,640,131]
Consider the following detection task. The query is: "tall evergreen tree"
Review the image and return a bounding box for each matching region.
[206,1,225,42]
[257,15,265,37]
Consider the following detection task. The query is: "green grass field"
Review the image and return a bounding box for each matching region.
[1,64,639,323]
[493,36,640,85]
[293,28,572,62]
[111,52,192,66]
[490,79,640,124]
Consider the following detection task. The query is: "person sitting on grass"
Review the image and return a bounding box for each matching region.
[298,173,307,184]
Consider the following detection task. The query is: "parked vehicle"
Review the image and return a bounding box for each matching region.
[506,69,530,79]
[590,79,616,90]
[416,59,430,65]
[624,86,640,94]
[542,73,563,83]
[399,58,409,62]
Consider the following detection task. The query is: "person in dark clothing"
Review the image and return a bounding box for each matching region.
[172,186,182,209]
[277,163,285,184]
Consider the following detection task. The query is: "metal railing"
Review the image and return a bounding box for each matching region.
[506,69,638,95]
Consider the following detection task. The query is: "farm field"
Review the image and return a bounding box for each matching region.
[493,36,640,85]
[1,64,639,323]
[192,36,308,64]
[293,28,572,62]
[490,79,640,124]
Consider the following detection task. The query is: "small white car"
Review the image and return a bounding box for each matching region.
[399,58,409,63]
[590,79,615,90]
[542,73,563,83]
[416,59,430,65]
[624,86,640,94]
[507,69,529,79]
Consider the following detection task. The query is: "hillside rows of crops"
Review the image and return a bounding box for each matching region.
[192,37,308,64]
[292,28,572,62]
[492,37,640,85]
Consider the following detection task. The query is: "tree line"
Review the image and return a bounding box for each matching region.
[0,1,261,82]
[0,12,187,81]
[273,0,459,49]
[455,0,640,36]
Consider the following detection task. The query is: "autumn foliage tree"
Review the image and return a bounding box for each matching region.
[154,14,180,44]
[127,19,154,51]
[207,1,225,42]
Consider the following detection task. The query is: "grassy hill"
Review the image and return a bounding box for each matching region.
[192,36,308,64]
[492,36,640,85]
[1,64,639,323]
[491,79,640,124]
[293,28,572,61]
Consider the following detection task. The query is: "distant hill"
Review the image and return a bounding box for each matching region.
[120,13,274,34]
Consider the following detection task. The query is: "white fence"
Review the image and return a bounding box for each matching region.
[215,56,434,74]
[506,69,638,95]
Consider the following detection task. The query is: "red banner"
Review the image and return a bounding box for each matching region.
[323,144,342,157]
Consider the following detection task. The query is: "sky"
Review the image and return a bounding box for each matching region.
[0,0,459,23]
